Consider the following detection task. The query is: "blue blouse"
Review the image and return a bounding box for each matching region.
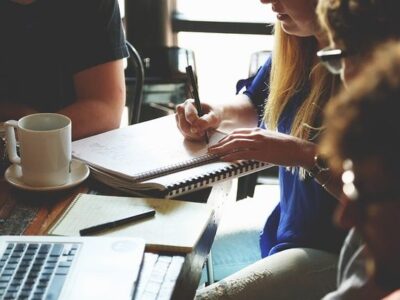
[237,58,346,257]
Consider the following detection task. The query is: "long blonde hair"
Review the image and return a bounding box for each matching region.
[264,23,336,141]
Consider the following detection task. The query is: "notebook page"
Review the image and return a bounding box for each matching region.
[72,115,225,181]
[48,194,154,236]
[48,194,213,253]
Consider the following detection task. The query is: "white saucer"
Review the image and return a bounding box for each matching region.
[4,159,90,192]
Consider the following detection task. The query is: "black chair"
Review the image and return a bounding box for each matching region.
[125,41,145,125]
[248,50,272,76]
[138,46,196,122]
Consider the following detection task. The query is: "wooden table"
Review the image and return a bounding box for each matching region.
[0,163,235,299]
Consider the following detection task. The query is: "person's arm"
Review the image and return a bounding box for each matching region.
[0,58,125,140]
[207,126,343,199]
[218,94,260,128]
[58,0,126,140]
[0,102,37,121]
[299,142,345,200]
[176,57,271,142]
[58,59,125,140]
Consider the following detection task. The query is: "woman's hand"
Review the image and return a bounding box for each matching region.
[175,99,222,141]
[208,127,316,168]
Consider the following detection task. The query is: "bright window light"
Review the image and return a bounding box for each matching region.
[176,0,275,23]
[178,32,273,102]
[176,1,276,102]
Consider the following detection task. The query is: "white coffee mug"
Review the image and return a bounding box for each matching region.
[5,113,72,187]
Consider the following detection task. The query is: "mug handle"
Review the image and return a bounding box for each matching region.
[5,120,21,164]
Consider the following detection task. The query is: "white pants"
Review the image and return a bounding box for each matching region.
[196,248,338,300]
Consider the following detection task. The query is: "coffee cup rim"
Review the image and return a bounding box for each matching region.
[18,113,71,132]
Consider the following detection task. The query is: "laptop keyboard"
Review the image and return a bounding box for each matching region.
[135,253,184,300]
[1,242,184,300]
[0,242,80,300]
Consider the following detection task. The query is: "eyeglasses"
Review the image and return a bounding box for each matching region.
[341,159,400,205]
[317,47,347,75]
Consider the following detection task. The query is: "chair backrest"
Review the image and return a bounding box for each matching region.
[248,50,272,76]
[125,41,145,125]
[140,46,196,104]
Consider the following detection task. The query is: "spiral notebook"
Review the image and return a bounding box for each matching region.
[72,115,270,198]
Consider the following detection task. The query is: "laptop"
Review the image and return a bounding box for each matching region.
[0,235,145,300]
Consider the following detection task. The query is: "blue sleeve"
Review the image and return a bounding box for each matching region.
[236,57,272,126]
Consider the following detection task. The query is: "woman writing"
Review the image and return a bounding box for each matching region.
[176,0,346,298]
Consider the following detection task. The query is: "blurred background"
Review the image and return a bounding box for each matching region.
[119,0,275,121]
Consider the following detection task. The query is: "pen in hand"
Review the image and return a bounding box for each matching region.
[79,208,156,236]
[186,65,209,144]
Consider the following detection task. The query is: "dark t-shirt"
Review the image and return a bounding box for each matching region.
[0,0,128,112]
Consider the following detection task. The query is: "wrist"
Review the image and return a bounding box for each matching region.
[299,140,317,170]
[306,154,330,178]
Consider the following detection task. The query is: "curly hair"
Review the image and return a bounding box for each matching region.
[319,41,400,174]
[317,0,400,54]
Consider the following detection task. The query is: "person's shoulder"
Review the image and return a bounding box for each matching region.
[86,0,119,11]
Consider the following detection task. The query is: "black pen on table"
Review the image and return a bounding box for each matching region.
[79,209,156,236]
[186,65,209,144]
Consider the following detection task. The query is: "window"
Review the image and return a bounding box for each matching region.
[176,0,273,23]
[118,0,124,18]
[178,32,273,101]
[175,0,275,101]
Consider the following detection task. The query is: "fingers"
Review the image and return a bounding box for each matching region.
[208,137,255,156]
[175,106,204,141]
[209,142,266,163]
[199,111,220,131]
[208,138,261,162]
[219,149,260,162]
[207,128,265,162]
[175,99,219,140]
[182,99,201,124]
[175,100,198,135]
[210,128,261,148]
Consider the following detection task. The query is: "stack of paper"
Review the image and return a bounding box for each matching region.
[72,115,271,197]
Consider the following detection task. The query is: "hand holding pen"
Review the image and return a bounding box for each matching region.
[185,65,209,144]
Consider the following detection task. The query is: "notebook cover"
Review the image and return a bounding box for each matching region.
[47,193,213,253]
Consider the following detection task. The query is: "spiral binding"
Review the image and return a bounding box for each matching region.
[132,153,220,182]
[166,160,268,197]
[89,158,269,198]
